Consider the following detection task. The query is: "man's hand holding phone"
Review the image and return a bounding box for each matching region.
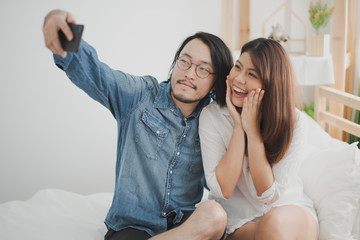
[58,23,84,53]
[43,10,84,58]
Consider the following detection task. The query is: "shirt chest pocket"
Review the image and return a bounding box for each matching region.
[135,110,169,160]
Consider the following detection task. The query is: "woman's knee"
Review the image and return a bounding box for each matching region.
[255,210,284,240]
[255,206,318,240]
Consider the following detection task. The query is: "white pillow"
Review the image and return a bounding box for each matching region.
[299,112,360,240]
[353,210,360,239]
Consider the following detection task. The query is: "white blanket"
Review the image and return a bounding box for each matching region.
[0,189,112,240]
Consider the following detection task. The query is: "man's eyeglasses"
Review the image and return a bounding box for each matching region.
[176,57,215,79]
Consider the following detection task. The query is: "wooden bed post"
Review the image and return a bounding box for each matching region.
[329,0,348,140]
[222,0,250,51]
[238,0,250,50]
[329,0,357,141]
[344,0,357,140]
[222,0,235,51]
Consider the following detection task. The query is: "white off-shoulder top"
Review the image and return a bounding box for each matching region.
[199,101,317,234]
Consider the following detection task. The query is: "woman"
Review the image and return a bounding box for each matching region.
[199,38,318,239]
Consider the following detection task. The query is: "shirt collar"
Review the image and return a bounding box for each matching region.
[153,81,210,119]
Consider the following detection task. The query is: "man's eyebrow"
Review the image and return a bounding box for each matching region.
[181,53,191,58]
[180,53,212,66]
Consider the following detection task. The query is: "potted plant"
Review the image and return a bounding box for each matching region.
[308,0,335,57]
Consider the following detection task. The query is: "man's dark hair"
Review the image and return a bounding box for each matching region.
[168,32,233,105]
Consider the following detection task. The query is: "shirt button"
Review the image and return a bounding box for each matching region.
[156,130,160,135]
[162,212,166,216]
[170,108,174,112]
[184,118,187,121]
[177,152,180,156]
[167,192,170,195]
[183,135,186,138]
[170,170,173,174]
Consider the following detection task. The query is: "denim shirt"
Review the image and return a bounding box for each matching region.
[53,40,209,236]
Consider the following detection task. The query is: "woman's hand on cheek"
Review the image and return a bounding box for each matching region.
[241,88,264,138]
[226,77,243,131]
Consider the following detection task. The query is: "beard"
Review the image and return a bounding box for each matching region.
[170,79,204,104]
[172,92,202,103]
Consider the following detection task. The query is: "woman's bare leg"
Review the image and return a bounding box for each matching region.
[225,223,257,240]
[225,205,317,240]
[255,205,318,240]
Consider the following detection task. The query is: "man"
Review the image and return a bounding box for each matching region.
[43,9,233,240]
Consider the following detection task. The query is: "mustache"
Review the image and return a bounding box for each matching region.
[176,79,197,90]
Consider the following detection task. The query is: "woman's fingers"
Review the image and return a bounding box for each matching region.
[253,88,260,105]
[241,88,265,136]
[226,77,243,127]
[226,77,237,111]
[226,79,236,112]
[225,77,231,105]
[259,89,265,103]
[246,88,264,111]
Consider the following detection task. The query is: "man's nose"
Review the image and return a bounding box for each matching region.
[185,64,197,80]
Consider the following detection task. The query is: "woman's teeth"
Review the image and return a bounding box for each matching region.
[233,86,247,94]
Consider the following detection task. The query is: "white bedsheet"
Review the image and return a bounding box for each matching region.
[0,182,359,239]
[0,111,359,239]
[0,189,112,240]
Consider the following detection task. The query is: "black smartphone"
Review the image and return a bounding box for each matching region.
[58,23,84,52]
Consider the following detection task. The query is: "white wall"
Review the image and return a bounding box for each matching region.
[0,0,337,203]
[0,0,222,203]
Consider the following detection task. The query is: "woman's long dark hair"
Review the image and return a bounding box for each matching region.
[245,38,299,164]
[217,38,300,164]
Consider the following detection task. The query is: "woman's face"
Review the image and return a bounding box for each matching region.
[228,52,263,108]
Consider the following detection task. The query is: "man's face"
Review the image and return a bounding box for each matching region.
[170,38,215,107]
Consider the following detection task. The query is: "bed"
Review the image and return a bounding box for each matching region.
[0,87,359,240]
[0,189,113,240]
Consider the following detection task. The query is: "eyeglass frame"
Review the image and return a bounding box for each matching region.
[175,56,215,79]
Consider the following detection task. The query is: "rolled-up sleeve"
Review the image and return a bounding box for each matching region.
[255,180,280,205]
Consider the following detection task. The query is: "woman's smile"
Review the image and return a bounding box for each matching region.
[232,85,248,98]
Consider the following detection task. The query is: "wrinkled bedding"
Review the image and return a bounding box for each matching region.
[0,189,112,240]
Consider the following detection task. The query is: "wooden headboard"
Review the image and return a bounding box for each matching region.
[315,86,360,138]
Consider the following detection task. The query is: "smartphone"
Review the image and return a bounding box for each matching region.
[58,23,84,52]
